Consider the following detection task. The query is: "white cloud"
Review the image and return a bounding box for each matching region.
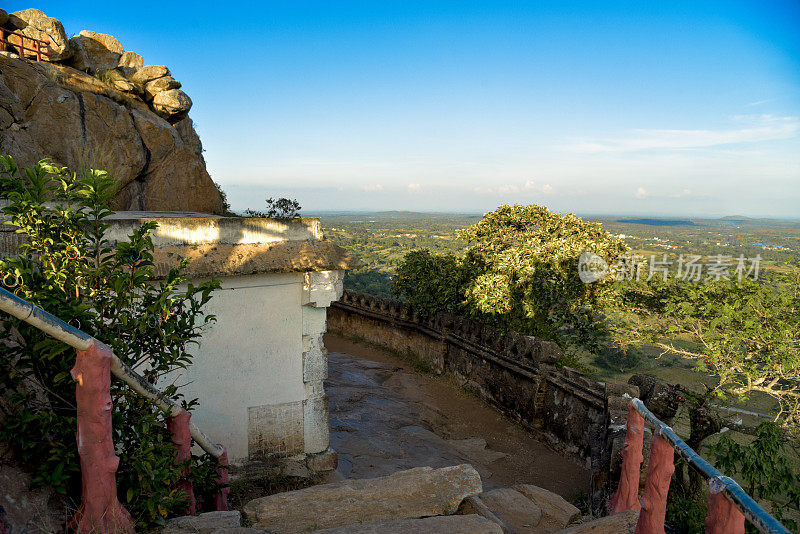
[362,184,384,192]
[635,187,648,199]
[565,115,799,153]
[408,183,421,192]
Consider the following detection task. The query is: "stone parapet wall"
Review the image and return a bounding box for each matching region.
[329,289,638,513]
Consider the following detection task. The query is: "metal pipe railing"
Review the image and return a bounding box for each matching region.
[0,286,224,458]
[0,28,52,61]
[630,398,790,534]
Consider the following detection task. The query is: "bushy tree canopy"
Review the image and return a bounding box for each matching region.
[393,204,629,348]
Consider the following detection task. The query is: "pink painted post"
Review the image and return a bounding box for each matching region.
[213,448,230,511]
[635,428,675,534]
[167,410,197,515]
[68,342,135,534]
[705,478,745,534]
[610,400,645,513]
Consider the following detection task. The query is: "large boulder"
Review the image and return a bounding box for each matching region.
[0,53,223,214]
[7,8,71,61]
[68,30,124,74]
[152,88,192,120]
[514,485,581,530]
[118,50,143,69]
[243,465,483,534]
[0,9,9,26]
[130,64,171,85]
[480,487,543,533]
[144,75,182,99]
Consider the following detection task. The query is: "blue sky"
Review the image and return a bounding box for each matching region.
[14,1,800,217]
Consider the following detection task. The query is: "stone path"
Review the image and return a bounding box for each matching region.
[324,334,590,498]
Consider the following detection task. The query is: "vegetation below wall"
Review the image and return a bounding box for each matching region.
[319,205,800,531]
[0,158,222,528]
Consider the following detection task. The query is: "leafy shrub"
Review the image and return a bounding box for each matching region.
[392,205,629,348]
[245,197,301,219]
[0,156,220,528]
[711,422,800,532]
[391,249,468,318]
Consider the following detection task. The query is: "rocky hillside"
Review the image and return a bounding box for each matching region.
[0,8,224,213]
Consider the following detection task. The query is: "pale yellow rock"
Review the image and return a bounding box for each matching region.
[243,465,483,534]
[152,88,192,119]
[130,64,171,85]
[144,76,182,99]
[68,30,127,73]
[118,50,144,69]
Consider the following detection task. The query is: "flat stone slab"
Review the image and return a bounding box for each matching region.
[514,484,581,529]
[161,511,249,533]
[480,487,543,533]
[311,514,504,533]
[243,465,482,533]
[553,511,639,534]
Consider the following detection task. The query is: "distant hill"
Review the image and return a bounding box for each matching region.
[721,215,755,221]
[616,218,698,227]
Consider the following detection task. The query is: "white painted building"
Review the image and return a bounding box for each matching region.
[103,213,355,463]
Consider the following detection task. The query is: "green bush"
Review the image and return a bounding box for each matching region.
[711,422,800,532]
[0,156,221,528]
[392,205,629,348]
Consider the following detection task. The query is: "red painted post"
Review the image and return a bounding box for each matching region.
[635,428,674,534]
[213,448,230,511]
[68,342,135,534]
[705,477,745,534]
[167,410,197,515]
[610,400,645,513]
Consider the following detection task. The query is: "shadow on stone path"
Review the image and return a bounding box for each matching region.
[324,334,590,500]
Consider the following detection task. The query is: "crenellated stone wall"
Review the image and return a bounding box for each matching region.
[328,289,640,513]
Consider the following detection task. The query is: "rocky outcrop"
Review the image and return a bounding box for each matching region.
[6,8,71,61]
[0,39,223,213]
[242,464,483,533]
[0,463,69,533]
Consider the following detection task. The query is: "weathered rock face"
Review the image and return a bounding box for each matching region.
[7,8,71,61]
[0,53,224,213]
[242,464,483,534]
[0,462,69,533]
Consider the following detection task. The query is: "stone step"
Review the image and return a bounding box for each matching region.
[457,484,582,534]
[480,487,544,533]
[553,510,639,534]
[242,464,482,534]
[161,511,263,534]
[311,514,504,533]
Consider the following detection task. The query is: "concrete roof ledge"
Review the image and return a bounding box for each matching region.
[105,213,324,246]
[103,213,360,278]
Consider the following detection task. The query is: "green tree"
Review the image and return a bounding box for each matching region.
[712,422,800,532]
[0,157,221,527]
[616,270,800,435]
[391,249,467,317]
[393,205,629,348]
